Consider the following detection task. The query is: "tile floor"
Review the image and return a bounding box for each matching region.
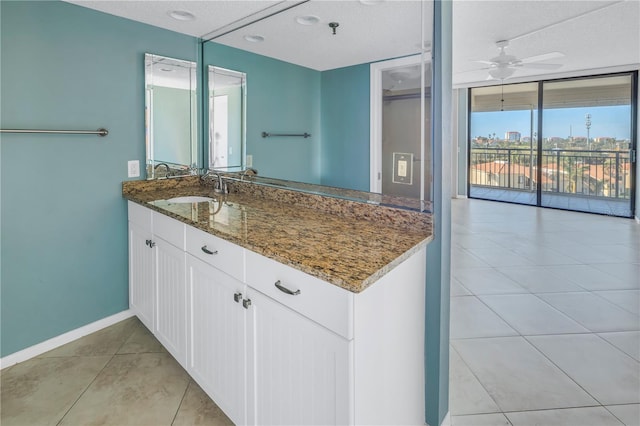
[0,316,233,426]
[449,198,640,426]
[2,198,638,426]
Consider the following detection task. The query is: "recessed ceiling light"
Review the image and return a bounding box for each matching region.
[296,15,320,25]
[359,0,384,5]
[244,35,265,43]
[168,10,195,21]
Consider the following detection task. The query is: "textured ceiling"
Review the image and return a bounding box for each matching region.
[64,0,639,84]
[453,0,640,87]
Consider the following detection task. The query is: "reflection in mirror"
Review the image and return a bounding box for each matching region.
[208,66,246,171]
[201,0,432,205]
[145,53,198,179]
[377,59,432,201]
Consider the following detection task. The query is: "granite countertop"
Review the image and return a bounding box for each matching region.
[123,177,433,293]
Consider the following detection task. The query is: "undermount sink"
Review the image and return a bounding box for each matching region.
[166,196,214,203]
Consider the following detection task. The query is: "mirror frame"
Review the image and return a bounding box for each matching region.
[208,65,247,172]
[145,53,199,179]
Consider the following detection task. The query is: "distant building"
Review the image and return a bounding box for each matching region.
[595,136,614,144]
[505,131,521,142]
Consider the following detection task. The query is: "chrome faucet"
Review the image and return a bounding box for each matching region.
[154,163,171,178]
[211,172,227,194]
[240,167,258,180]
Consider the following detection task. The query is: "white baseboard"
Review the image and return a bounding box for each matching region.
[441,412,451,426]
[0,309,134,369]
[453,194,468,199]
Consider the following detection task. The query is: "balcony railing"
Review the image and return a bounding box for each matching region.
[470,147,632,199]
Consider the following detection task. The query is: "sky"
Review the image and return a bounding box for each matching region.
[471,105,632,140]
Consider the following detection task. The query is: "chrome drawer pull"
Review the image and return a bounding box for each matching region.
[201,246,218,255]
[243,298,252,309]
[274,280,301,296]
[234,292,243,303]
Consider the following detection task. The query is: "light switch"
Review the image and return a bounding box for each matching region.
[392,152,413,185]
[246,155,253,168]
[128,160,140,178]
[397,160,407,177]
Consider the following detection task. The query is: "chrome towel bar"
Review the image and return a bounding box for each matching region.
[0,128,108,136]
[262,131,310,139]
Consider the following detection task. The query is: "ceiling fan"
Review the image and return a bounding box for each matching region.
[474,40,564,80]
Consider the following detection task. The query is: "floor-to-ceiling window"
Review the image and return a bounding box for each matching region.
[469,72,637,217]
[469,82,539,205]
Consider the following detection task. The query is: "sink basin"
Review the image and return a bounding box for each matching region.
[166,196,214,203]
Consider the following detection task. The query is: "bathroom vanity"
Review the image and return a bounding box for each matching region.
[123,177,432,425]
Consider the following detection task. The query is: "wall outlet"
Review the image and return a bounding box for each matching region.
[128,160,140,178]
[246,154,253,168]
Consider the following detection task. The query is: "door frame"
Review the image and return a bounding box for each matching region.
[369,54,424,194]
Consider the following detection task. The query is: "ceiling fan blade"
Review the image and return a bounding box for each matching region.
[520,51,565,63]
[472,60,495,65]
[520,63,563,70]
[455,66,493,75]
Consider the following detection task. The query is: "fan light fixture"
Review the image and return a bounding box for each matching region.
[296,15,320,25]
[167,10,195,21]
[243,35,265,43]
[488,66,515,80]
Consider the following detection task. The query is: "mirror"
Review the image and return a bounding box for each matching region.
[145,53,198,179]
[208,66,247,170]
[202,0,432,201]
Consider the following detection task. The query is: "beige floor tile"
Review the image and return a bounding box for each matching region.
[449,347,500,415]
[39,316,139,358]
[450,296,518,339]
[506,406,624,425]
[478,294,589,335]
[59,353,189,426]
[173,380,234,426]
[452,336,597,411]
[0,356,111,426]
[606,404,640,426]
[599,331,640,361]
[117,320,166,354]
[526,334,640,405]
[451,413,510,426]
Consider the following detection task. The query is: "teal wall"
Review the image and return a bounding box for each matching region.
[425,0,452,424]
[153,86,193,165]
[0,1,198,357]
[320,64,370,191]
[203,42,322,183]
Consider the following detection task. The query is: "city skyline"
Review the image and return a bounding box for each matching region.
[471,105,632,141]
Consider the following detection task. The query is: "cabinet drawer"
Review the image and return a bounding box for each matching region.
[186,226,245,282]
[245,250,353,340]
[128,201,151,232]
[152,211,185,250]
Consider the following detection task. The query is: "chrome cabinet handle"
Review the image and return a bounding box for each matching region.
[242,298,252,309]
[234,292,242,303]
[201,246,218,255]
[274,280,301,296]
[145,239,156,248]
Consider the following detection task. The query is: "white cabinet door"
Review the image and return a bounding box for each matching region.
[154,237,187,367]
[187,255,247,426]
[129,221,155,332]
[246,289,351,426]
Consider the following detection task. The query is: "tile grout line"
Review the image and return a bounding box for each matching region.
[170,379,192,425]
[55,352,117,426]
[448,344,504,416]
[520,334,610,409]
[55,320,139,426]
